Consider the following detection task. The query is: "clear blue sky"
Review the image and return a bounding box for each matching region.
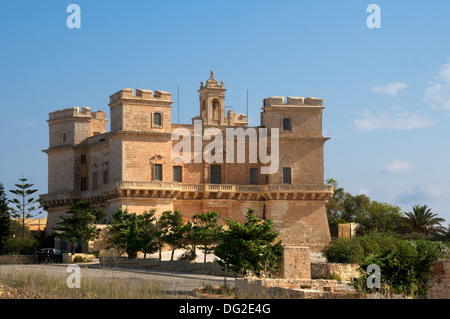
[1,0,450,224]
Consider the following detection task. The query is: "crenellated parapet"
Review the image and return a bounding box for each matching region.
[48,106,106,121]
[261,95,325,138]
[109,88,172,105]
[263,96,323,107]
[108,88,173,133]
[47,107,107,148]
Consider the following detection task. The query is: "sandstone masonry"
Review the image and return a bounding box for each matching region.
[40,71,333,251]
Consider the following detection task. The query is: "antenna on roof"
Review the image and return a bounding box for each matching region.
[177,85,180,124]
[246,89,248,120]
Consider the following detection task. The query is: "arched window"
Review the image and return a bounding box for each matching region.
[211,98,220,120]
[153,112,162,127]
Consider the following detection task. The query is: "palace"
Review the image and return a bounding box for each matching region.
[40,71,333,251]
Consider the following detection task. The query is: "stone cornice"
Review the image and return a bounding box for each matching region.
[39,182,334,208]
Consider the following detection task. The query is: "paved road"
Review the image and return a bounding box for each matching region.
[0,262,235,297]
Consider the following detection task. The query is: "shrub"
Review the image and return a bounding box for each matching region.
[328,272,342,282]
[214,210,283,277]
[354,239,449,296]
[321,238,365,264]
[3,237,40,255]
[322,233,401,264]
[73,255,90,263]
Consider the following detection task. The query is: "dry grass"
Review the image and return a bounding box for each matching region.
[0,267,178,299]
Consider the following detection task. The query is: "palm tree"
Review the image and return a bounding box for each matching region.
[400,205,446,237]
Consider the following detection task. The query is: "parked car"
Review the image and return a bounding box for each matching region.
[33,248,63,263]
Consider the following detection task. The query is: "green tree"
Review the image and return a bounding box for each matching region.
[355,201,403,235]
[214,209,284,277]
[8,177,42,238]
[3,236,39,255]
[399,205,446,237]
[8,219,30,239]
[137,210,159,258]
[107,209,141,258]
[191,211,223,263]
[326,179,372,237]
[158,210,186,261]
[341,193,371,222]
[54,201,105,254]
[325,178,346,224]
[0,183,11,253]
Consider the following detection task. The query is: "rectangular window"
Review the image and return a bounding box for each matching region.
[103,171,108,184]
[81,155,86,164]
[283,167,292,184]
[81,177,87,191]
[92,173,98,189]
[210,165,221,184]
[154,113,162,126]
[154,164,163,181]
[173,166,182,182]
[250,168,258,185]
[283,118,292,131]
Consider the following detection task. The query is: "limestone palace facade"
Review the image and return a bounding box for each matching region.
[40,72,333,251]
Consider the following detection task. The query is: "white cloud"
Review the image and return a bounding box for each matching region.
[357,187,370,195]
[423,62,450,110]
[371,82,407,96]
[353,108,434,131]
[397,180,450,204]
[383,160,415,174]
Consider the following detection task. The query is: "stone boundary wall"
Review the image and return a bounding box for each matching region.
[62,253,96,263]
[0,255,34,264]
[234,278,410,299]
[280,246,310,279]
[99,256,234,277]
[311,262,360,281]
[428,259,450,299]
[235,278,364,299]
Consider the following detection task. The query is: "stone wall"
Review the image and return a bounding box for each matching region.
[234,277,365,299]
[279,246,310,279]
[43,80,332,251]
[267,201,331,251]
[0,255,34,264]
[311,262,360,282]
[428,259,450,299]
[62,253,96,263]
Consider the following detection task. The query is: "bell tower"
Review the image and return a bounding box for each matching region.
[198,71,227,126]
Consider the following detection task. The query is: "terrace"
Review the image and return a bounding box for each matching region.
[39,181,334,208]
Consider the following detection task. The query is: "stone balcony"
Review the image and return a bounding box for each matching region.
[39,182,333,208]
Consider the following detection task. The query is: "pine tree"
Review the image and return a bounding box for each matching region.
[8,177,42,238]
[214,209,284,277]
[137,210,159,258]
[0,183,11,253]
[158,210,186,261]
[191,211,223,263]
[54,201,105,254]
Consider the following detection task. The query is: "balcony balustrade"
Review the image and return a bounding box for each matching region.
[40,181,333,208]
